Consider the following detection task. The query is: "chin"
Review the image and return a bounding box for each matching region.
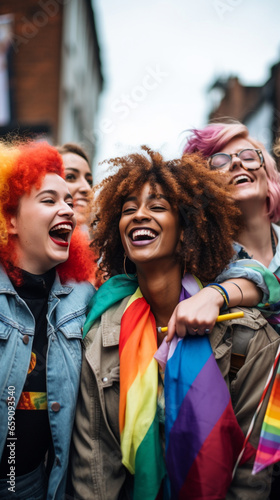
[52,251,70,266]
[234,191,254,201]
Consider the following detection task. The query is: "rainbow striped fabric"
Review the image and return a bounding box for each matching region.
[119,287,166,500]
[157,276,255,499]
[164,335,254,499]
[83,272,268,497]
[253,348,280,474]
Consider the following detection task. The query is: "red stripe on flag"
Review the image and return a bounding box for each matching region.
[119,296,148,355]
[178,402,255,500]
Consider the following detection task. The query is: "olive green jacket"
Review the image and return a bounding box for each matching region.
[70,299,280,500]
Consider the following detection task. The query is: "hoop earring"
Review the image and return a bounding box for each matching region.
[182,256,187,276]
[123,253,137,279]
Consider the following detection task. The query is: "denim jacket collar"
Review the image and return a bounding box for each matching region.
[0,264,74,298]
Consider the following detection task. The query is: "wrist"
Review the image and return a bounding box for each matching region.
[206,283,229,311]
[204,285,226,309]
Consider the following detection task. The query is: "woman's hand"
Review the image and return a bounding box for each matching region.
[166,287,223,341]
[166,278,261,341]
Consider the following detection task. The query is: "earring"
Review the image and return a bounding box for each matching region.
[123,253,137,279]
[183,256,187,276]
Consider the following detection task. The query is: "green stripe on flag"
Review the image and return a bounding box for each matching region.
[133,417,166,500]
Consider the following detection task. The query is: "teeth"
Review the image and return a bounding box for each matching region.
[132,229,157,241]
[232,175,252,185]
[51,223,72,232]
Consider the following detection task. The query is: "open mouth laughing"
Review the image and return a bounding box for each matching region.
[231,174,253,186]
[49,222,73,247]
[129,228,159,245]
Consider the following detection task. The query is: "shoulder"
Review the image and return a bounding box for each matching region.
[57,279,95,307]
[68,280,95,296]
[211,306,280,385]
[84,295,131,348]
[211,306,279,354]
[0,265,13,289]
[218,306,278,335]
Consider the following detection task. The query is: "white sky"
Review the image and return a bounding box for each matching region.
[92,0,280,181]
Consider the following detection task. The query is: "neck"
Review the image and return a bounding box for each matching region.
[136,262,182,333]
[237,211,275,267]
[237,196,268,221]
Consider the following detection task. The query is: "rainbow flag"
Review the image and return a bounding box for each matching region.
[119,288,166,500]
[84,273,259,498]
[253,349,280,474]
[164,334,255,499]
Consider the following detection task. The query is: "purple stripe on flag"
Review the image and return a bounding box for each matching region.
[166,352,230,494]
[262,430,280,444]
[257,439,280,453]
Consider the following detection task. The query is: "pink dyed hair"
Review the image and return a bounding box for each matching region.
[183,122,280,222]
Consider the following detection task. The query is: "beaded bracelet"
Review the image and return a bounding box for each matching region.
[206,283,229,310]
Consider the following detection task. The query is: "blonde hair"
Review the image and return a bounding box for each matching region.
[0,141,20,245]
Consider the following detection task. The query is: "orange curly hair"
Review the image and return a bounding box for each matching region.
[91,147,242,283]
[0,140,95,284]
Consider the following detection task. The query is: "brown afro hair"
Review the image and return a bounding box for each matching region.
[91,146,242,283]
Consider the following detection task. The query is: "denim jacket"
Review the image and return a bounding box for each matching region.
[0,265,95,500]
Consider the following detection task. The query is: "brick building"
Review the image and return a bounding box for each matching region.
[208,61,280,152]
[0,0,103,159]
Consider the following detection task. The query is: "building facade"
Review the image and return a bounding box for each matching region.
[208,62,280,153]
[0,0,103,159]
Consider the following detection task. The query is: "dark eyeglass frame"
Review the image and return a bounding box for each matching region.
[208,148,264,171]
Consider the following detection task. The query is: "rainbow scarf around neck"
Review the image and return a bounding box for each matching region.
[119,287,166,500]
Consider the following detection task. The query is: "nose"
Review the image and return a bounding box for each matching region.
[229,154,243,171]
[78,177,91,195]
[133,204,150,221]
[59,200,75,218]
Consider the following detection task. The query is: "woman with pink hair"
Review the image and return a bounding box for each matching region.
[167,122,280,340]
[183,121,280,273]
[182,122,280,498]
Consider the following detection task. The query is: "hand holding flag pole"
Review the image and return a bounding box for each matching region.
[158,311,245,334]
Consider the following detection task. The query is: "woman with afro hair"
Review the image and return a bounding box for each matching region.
[0,140,95,499]
[70,147,280,499]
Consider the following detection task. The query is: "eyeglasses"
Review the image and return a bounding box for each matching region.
[208,148,264,171]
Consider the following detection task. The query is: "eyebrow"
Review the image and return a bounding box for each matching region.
[36,189,73,200]
[124,193,168,202]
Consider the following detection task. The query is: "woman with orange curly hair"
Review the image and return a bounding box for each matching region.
[70,147,279,499]
[0,140,95,499]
